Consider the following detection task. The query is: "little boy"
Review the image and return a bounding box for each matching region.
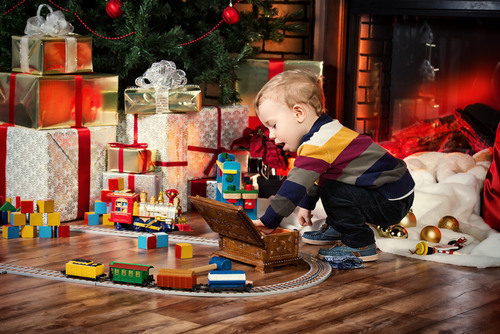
[252,70,415,262]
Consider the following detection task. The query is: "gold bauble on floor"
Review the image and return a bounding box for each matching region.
[420,225,442,243]
[438,215,460,232]
[398,208,417,228]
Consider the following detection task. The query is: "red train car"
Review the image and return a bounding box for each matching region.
[156,269,200,290]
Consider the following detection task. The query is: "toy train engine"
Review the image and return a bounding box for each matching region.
[207,270,252,292]
[108,261,155,286]
[108,189,190,233]
[63,259,106,280]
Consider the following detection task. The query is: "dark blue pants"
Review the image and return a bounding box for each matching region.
[319,180,414,248]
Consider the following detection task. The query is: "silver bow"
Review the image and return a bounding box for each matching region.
[135,60,187,91]
[24,4,74,37]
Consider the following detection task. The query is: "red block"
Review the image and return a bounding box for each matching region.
[20,200,34,214]
[108,177,124,191]
[15,196,21,209]
[56,225,70,238]
[101,189,113,202]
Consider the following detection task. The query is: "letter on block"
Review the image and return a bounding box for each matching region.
[175,243,193,259]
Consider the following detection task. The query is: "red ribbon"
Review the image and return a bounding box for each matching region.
[187,105,225,175]
[109,142,148,149]
[109,142,151,173]
[0,74,17,200]
[128,174,135,193]
[269,58,285,80]
[71,75,91,219]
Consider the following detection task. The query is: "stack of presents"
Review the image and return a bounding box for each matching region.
[1,6,323,235]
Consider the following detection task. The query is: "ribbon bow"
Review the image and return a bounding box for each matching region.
[24,4,74,37]
[135,60,187,92]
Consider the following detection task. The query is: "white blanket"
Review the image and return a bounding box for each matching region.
[262,170,500,268]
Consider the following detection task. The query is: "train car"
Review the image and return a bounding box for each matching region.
[63,259,106,280]
[156,269,200,291]
[207,270,253,292]
[108,261,155,286]
[108,189,191,233]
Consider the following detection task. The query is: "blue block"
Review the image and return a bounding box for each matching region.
[153,232,169,248]
[1,211,8,225]
[87,213,100,226]
[94,201,108,215]
[138,234,156,249]
[3,225,19,239]
[39,226,53,238]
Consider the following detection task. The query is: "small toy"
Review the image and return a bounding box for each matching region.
[138,234,157,249]
[10,212,26,226]
[108,261,155,286]
[102,213,113,225]
[108,177,125,191]
[175,243,193,259]
[94,201,108,215]
[39,226,53,238]
[56,225,70,238]
[21,226,37,238]
[207,270,252,292]
[84,212,99,226]
[153,232,168,248]
[36,199,54,213]
[411,237,467,255]
[2,224,19,239]
[63,260,106,280]
[44,212,61,226]
[29,213,43,226]
[20,200,34,214]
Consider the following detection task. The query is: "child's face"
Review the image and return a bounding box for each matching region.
[258,98,307,152]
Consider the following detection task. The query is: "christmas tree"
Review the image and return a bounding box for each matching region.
[0,0,304,106]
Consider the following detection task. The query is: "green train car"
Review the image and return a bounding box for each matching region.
[108,261,154,286]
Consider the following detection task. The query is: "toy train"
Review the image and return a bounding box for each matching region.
[108,189,192,233]
[62,258,252,292]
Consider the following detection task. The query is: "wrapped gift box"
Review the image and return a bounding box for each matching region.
[107,144,157,173]
[11,34,93,75]
[187,178,217,210]
[117,112,189,211]
[187,105,249,180]
[4,126,116,222]
[234,59,324,118]
[124,85,202,114]
[0,73,118,130]
[103,171,162,200]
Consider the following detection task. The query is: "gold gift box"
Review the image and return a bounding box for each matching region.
[107,146,157,174]
[0,72,118,129]
[124,85,202,114]
[11,34,93,75]
[235,59,324,116]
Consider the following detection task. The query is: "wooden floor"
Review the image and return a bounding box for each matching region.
[1,210,500,334]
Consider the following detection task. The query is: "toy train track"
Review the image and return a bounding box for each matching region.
[0,252,331,297]
[68,225,219,245]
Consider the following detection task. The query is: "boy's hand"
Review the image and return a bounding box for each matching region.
[298,207,313,226]
[252,219,275,235]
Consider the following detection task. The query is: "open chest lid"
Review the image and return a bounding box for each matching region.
[189,195,266,248]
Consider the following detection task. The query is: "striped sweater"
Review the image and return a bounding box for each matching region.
[260,113,415,229]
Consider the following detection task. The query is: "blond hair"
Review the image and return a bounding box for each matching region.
[254,69,325,117]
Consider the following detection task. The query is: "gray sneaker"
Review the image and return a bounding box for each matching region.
[302,224,341,245]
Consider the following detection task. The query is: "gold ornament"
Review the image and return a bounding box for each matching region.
[420,225,442,243]
[373,224,408,239]
[438,216,460,232]
[398,208,417,228]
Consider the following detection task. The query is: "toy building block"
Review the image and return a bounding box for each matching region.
[102,213,114,225]
[175,243,193,259]
[153,232,169,248]
[138,234,157,249]
[1,201,16,212]
[29,212,43,226]
[37,200,54,213]
[15,196,21,209]
[10,212,26,226]
[20,200,34,214]
[108,177,125,191]
[21,225,37,238]
[94,201,108,215]
[84,212,99,226]
[100,189,113,202]
[2,224,19,239]
[56,225,70,238]
[39,226,53,238]
[44,212,61,226]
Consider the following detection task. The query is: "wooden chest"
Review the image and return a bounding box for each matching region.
[189,196,304,273]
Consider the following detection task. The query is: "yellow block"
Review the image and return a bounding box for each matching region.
[175,243,193,259]
[47,212,61,226]
[21,225,37,238]
[29,212,43,226]
[102,213,114,225]
[10,212,26,226]
[37,200,54,213]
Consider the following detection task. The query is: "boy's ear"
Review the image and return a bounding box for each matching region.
[293,104,307,123]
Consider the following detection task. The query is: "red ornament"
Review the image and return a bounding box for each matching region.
[222,5,240,24]
[106,0,124,19]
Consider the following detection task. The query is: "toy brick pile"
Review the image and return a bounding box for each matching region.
[1,196,68,239]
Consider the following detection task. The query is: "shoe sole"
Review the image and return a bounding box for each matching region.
[317,252,378,262]
[302,238,342,245]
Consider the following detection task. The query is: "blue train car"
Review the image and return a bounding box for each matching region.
[207,270,252,292]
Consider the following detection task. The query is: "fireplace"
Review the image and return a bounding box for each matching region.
[318,0,500,157]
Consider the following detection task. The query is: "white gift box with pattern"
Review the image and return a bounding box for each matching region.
[187,105,249,180]
[116,112,189,212]
[5,126,116,222]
